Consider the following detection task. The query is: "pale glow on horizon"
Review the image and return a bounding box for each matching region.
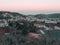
[0,0,60,14]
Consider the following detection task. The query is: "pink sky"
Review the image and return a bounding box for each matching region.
[0,4,60,11]
[0,0,60,14]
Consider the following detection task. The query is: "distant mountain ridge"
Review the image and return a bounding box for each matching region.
[0,11,60,19]
[34,13,60,18]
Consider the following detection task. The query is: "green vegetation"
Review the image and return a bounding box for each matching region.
[35,13,60,18]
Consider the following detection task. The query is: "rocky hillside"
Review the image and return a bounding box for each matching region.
[0,11,26,19]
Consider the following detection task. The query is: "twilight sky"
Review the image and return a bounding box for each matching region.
[0,0,60,14]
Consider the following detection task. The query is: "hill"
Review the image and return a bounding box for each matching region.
[0,11,26,19]
[34,13,60,19]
